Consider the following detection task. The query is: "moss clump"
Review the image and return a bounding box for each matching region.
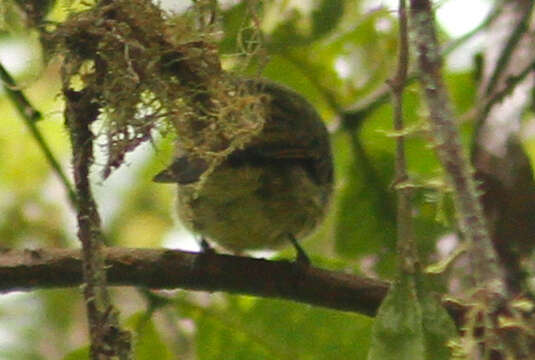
[50,0,266,182]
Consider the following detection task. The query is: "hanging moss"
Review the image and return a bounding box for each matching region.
[48,0,267,183]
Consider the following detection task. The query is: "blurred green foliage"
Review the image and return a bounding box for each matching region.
[0,0,526,359]
[368,273,456,360]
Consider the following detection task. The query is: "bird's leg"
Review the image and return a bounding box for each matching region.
[288,233,310,267]
[199,236,216,255]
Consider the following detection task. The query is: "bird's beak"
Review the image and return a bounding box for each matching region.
[153,166,176,183]
[153,156,208,184]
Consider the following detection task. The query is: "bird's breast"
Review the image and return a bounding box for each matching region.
[176,160,329,251]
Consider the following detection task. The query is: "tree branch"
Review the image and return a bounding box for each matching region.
[409,0,505,292]
[408,2,535,358]
[64,88,131,359]
[0,247,466,322]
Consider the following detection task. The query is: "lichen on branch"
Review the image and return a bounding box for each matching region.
[49,0,267,183]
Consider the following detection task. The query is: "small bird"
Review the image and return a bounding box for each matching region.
[154,79,333,258]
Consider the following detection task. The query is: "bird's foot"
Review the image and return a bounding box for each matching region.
[288,234,310,267]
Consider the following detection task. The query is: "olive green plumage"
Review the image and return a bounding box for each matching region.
[154,79,333,251]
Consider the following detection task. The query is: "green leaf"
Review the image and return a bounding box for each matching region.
[367,274,456,360]
[220,2,248,54]
[445,71,477,114]
[1,1,27,32]
[367,276,425,360]
[311,0,344,39]
[127,312,172,360]
[62,346,89,360]
[419,285,457,360]
[261,54,339,118]
[334,148,396,258]
[176,296,372,360]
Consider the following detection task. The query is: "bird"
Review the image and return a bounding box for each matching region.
[154,79,333,261]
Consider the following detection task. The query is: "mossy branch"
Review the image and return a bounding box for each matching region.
[64,88,132,359]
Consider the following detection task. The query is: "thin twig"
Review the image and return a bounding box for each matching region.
[0,63,41,121]
[483,1,534,97]
[341,75,413,131]
[475,59,535,131]
[388,0,415,273]
[0,63,78,206]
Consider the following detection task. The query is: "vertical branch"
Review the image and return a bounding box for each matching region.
[408,0,505,292]
[389,0,415,273]
[63,88,131,359]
